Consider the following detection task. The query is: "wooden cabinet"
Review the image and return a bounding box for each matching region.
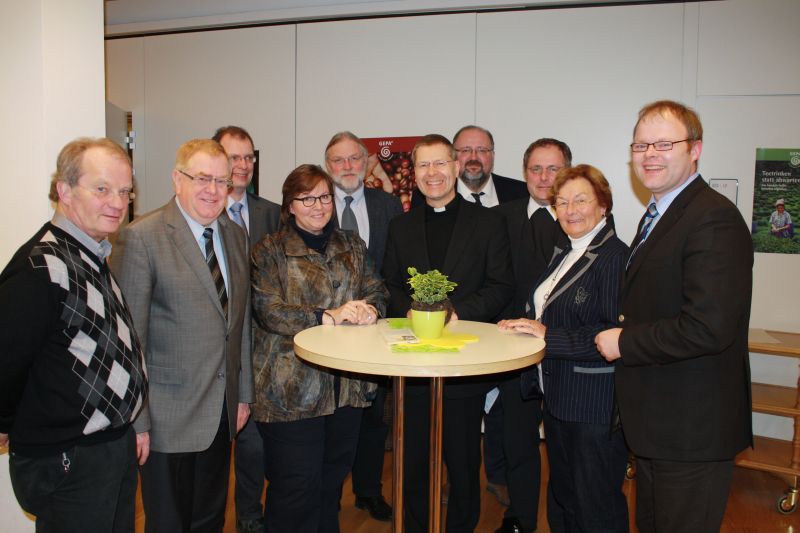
[736,329,800,514]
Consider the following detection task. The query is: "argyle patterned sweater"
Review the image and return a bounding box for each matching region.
[0,223,147,455]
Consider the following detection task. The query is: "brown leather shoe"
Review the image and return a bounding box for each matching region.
[486,482,511,507]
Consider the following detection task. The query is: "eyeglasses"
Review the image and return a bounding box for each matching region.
[528,165,562,175]
[327,154,365,166]
[455,147,494,156]
[554,197,596,211]
[229,154,256,165]
[78,184,135,201]
[293,193,334,207]
[630,139,691,152]
[178,169,232,188]
[414,160,453,171]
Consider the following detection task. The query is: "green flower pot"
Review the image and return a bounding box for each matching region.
[410,309,446,339]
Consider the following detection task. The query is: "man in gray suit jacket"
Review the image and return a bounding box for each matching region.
[325,131,403,522]
[213,125,280,533]
[112,139,253,532]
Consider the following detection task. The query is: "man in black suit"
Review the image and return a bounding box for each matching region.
[213,125,281,533]
[324,131,403,522]
[453,125,528,206]
[596,100,753,533]
[383,134,514,533]
[491,138,571,533]
[410,125,527,209]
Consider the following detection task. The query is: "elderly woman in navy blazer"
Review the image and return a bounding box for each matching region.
[499,164,629,533]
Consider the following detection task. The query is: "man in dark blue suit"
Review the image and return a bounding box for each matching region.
[383,134,514,533]
[325,131,403,522]
[491,138,571,533]
[596,100,753,533]
[213,125,281,533]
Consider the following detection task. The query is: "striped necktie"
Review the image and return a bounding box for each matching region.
[627,202,659,270]
[203,227,228,316]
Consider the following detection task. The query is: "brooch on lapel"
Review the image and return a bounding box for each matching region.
[574,287,589,305]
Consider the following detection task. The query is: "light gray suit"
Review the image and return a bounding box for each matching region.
[112,199,253,453]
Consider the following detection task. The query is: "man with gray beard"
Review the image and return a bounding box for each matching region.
[324,131,403,522]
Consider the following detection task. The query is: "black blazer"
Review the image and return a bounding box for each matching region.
[382,197,515,397]
[520,221,627,425]
[492,173,529,204]
[617,177,753,461]
[334,187,403,272]
[248,192,281,248]
[493,198,566,320]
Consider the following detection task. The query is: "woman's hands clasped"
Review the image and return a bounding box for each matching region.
[497,318,547,338]
[324,300,379,325]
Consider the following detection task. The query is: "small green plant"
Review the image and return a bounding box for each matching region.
[407,267,457,305]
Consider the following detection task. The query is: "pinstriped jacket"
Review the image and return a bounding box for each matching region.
[521,219,627,425]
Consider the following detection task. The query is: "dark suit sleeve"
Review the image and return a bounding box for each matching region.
[381,218,413,318]
[452,214,514,322]
[544,246,625,362]
[619,204,753,367]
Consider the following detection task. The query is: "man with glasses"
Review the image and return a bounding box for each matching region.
[324,131,403,523]
[490,138,572,533]
[596,100,753,532]
[383,134,514,533]
[0,138,147,532]
[212,125,279,533]
[112,139,253,532]
[453,125,528,207]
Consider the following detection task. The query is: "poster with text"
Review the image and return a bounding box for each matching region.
[751,148,800,254]
[362,136,422,212]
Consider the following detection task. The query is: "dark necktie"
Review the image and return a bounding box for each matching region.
[203,227,228,316]
[471,192,484,206]
[341,195,359,235]
[230,202,247,233]
[530,207,557,266]
[627,202,659,270]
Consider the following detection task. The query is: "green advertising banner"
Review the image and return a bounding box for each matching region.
[751,148,800,254]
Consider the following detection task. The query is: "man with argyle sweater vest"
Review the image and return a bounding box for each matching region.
[0,138,147,532]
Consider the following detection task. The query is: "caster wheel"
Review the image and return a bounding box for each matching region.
[777,494,797,515]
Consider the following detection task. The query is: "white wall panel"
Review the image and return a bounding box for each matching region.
[477,3,686,245]
[296,14,477,167]
[697,0,800,96]
[140,25,295,211]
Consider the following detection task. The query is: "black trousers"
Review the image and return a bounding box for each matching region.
[634,456,734,533]
[234,417,265,521]
[491,375,543,532]
[404,390,485,533]
[543,410,629,533]
[9,426,137,533]
[257,406,362,533]
[140,415,232,533]
[351,381,389,498]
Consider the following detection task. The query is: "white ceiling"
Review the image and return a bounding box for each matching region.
[105,0,665,36]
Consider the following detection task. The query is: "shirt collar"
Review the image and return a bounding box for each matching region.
[651,172,700,214]
[227,192,249,211]
[51,211,113,260]
[334,183,365,204]
[527,197,556,220]
[175,197,220,243]
[457,174,498,205]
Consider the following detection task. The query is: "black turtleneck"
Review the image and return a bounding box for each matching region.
[424,195,460,270]
[289,216,335,254]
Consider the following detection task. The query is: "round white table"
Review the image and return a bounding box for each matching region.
[295,319,545,533]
